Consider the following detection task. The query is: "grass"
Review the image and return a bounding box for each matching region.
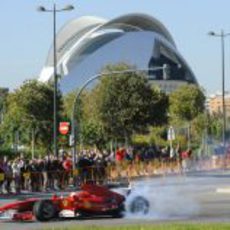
[43,223,230,230]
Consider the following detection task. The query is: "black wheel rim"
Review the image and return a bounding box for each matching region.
[41,203,54,219]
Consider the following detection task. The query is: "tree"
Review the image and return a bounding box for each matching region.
[0,88,8,113]
[169,84,206,150]
[63,89,88,122]
[169,84,205,122]
[0,88,9,147]
[0,80,63,154]
[208,113,223,140]
[81,120,106,149]
[149,86,169,126]
[91,63,168,141]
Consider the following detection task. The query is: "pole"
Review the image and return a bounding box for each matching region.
[15,130,19,155]
[221,30,226,149]
[187,124,191,149]
[32,126,35,159]
[38,4,74,158]
[53,4,58,158]
[208,30,230,149]
[169,139,173,158]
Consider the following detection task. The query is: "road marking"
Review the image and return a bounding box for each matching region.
[216,188,230,194]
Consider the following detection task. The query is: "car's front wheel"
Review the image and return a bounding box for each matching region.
[129,196,149,215]
[33,200,57,222]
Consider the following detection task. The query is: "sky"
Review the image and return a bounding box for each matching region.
[0,0,230,94]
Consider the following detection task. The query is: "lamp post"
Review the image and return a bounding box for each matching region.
[38,4,74,157]
[70,66,167,169]
[208,30,230,148]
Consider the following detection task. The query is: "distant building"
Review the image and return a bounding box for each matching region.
[207,92,230,117]
[39,13,198,94]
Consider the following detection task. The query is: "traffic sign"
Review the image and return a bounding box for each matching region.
[59,122,70,135]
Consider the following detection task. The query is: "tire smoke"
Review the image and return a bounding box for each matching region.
[125,178,200,219]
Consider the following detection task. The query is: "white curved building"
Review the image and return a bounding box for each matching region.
[39,13,198,93]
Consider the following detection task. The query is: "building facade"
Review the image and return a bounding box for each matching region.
[207,92,230,117]
[39,13,198,93]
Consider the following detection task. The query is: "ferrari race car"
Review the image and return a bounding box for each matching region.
[0,184,149,222]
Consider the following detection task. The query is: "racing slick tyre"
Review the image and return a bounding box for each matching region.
[33,200,57,222]
[129,196,149,215]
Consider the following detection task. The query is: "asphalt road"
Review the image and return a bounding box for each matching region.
[1,170,230,230]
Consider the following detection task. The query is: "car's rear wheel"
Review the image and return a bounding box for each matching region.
[129,196,149,215]
[33,200,57,222]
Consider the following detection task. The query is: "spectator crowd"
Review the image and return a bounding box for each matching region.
[0,145,194,195]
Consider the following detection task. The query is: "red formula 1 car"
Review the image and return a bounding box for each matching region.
[0,184,149,222]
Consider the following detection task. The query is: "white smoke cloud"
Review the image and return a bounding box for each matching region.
[125,178,200,220]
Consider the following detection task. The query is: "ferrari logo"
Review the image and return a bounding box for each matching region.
[62,200,69,207]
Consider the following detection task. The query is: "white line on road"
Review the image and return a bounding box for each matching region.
[216,188,230,194]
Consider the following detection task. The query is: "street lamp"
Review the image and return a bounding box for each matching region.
[38,4,74,157]
[208,30,230,148]
[70,66,167,169]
